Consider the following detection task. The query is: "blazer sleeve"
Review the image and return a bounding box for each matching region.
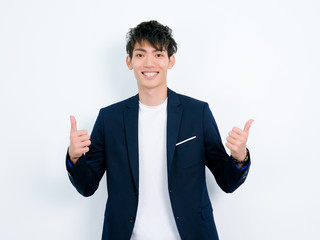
[66,109,106,197]
[203,103,250,193]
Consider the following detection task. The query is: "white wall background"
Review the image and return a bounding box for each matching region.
[1,0,319,239]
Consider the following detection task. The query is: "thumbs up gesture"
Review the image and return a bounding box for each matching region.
[68,115,91,164]
[225,119,254,162]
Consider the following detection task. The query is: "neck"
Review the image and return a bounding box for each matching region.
[138,85,168,106]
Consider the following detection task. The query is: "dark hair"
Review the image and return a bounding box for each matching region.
[126,20,178,58]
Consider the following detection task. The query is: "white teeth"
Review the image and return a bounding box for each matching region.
[144,72,157,76]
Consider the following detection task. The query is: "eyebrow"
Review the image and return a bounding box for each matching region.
[134,48,164,52]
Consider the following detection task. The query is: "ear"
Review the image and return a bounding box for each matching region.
[126,56,133,70]
[168,55,175,69]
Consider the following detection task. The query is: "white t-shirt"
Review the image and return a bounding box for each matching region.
[130,98,181,240]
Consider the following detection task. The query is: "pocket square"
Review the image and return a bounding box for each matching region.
[176,136,197,146]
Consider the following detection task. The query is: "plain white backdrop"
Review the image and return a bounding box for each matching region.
[1,0,319,239]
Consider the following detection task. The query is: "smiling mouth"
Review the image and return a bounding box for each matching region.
[142,72,159,77]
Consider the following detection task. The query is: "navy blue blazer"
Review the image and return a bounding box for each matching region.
[67,88,250,240]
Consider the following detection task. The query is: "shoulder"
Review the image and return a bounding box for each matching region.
[99,94,138,116]
[172,89,209,110]
[177,92,206,105]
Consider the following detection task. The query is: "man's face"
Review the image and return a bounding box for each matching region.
[126,40,175,92]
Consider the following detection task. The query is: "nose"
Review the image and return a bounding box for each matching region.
[144,55,154,67]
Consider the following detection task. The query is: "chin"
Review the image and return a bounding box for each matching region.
[139,81,164,90]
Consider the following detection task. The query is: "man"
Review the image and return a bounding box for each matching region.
[66,20,253,240]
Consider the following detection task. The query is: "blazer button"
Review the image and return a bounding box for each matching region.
[129,216,135,223]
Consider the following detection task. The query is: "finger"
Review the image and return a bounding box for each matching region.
[71,130,88,138]
[78,129,88,135]
[83,147,89,153]
[78,140,91,148]
[228,130,241,139]
[74,147,89,156]
[77,147,90,154]
[76,135,90,142]
[225,142,238,152]
[79,135,90,142]
[226,136,240,145]
[70,115,77,133]
[244,119,254,133]
[232,127,242,135]
[229,130,247,142]
[225,141,231,151]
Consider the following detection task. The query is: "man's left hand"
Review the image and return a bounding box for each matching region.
[225,119,254,161]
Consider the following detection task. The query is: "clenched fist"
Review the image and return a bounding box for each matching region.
[225,119,254,164]
[68,115,91,164]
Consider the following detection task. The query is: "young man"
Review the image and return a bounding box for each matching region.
[67,20,253,240]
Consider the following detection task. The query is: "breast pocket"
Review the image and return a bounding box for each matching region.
[175,135,202,168]
[176,136,197,147]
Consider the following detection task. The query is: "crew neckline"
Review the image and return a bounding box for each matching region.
[139,98,168,109]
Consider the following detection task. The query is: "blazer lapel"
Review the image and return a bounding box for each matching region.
[123,88,182,190]
[167,88,183,175]
[124,94,139,190]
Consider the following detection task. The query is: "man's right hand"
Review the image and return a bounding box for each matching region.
[68,115,91,165]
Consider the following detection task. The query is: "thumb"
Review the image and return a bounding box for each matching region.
[70,115,77,133]
[244,119,254,133]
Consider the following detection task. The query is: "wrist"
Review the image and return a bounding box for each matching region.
[67,148,80,165]
[70,157,80,165]
[231,148,249,164]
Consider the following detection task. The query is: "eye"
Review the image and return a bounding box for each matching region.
[136,53,143,57]
[156,53,163,57]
